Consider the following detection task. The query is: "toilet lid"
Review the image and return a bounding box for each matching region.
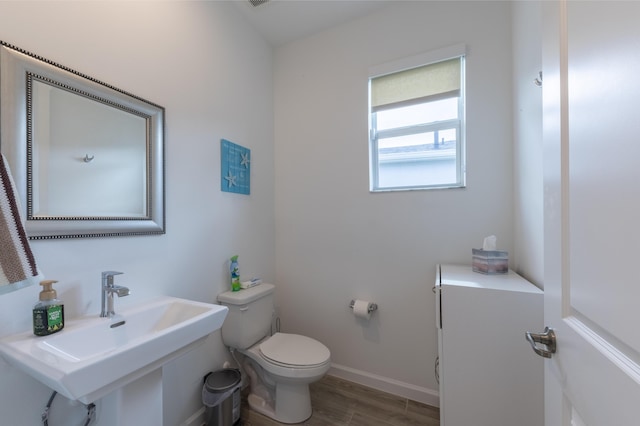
[259,333,330,367]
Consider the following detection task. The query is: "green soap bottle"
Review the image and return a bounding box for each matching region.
[33,280,65,336]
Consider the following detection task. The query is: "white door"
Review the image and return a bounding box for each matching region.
[541,1,640,424]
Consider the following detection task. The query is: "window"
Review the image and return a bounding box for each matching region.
[369,46,466,191]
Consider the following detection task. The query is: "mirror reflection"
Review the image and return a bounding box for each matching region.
[31,79,148,218]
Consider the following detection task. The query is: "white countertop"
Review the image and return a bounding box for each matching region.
[437,264,542,294]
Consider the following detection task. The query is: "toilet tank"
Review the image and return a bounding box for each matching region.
[217,283,275,349]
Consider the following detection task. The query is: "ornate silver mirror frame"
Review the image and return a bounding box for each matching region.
[0,41,165,239]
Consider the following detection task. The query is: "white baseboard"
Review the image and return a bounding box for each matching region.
[328,363,440,408]
[180,406,205,426]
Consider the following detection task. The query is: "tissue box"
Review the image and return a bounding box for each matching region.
[472,248,509,274]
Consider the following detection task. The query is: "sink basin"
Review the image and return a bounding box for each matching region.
[0,296,228,403]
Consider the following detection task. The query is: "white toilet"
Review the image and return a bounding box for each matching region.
[217,283,331,424]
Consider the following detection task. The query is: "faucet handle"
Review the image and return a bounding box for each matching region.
[102,271,124,285]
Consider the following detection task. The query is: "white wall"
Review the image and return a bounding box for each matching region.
[274,1,514,404]
[512,1,544,287]
[0,2,274,425]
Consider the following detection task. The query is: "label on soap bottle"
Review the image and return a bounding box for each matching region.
[33,305,64,336]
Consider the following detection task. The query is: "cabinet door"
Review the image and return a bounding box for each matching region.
[439,284,542,426]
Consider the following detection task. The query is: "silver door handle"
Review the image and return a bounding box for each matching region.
[525,327,557,358]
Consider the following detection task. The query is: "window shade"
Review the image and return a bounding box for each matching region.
[371,57,461,112]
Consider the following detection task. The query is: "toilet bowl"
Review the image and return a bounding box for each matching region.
[217,284,331,424]
[245,332,331,380]
[241,332,331,423]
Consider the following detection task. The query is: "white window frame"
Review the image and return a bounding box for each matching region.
[368,44,466,192]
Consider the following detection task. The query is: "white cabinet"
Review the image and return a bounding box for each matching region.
[435,264,543,426]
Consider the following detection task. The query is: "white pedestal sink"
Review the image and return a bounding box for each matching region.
[0,296,228,406]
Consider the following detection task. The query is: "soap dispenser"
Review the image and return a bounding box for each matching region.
[33,280,64,336]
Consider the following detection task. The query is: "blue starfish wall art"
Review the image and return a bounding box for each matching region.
[221,139,251,195]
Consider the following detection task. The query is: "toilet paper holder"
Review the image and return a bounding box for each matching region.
[349,300,378,313]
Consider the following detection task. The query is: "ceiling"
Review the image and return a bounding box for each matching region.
[230,0,395,47]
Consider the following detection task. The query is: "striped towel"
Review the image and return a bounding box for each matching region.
[0,154,42,294]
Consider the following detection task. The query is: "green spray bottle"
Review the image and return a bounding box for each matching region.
[230,255,241,291]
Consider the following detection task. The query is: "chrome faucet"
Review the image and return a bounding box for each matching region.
[100,271,130,318]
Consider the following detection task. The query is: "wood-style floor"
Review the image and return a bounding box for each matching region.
[240,375,440,426]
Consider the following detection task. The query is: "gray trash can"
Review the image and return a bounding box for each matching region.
[203,368,241,426]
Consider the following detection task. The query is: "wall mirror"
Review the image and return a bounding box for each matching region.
[0,41,165,239]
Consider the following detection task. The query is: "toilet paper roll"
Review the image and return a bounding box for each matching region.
[353,300,372,320]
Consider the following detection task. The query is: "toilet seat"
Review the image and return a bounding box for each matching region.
[259,333,330,368]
